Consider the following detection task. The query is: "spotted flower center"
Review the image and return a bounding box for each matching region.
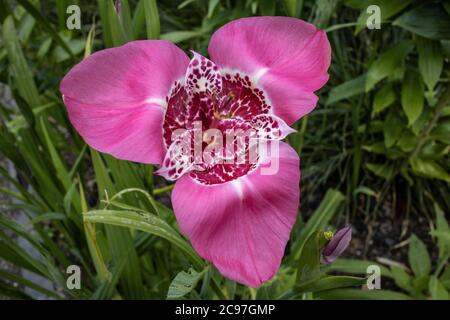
[157,53,293,185]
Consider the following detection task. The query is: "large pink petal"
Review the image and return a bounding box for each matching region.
[208,17,331,124]
[64,97,165,164]
[60,40,190,164]
[172,142,300,287]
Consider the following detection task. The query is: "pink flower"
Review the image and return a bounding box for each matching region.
[60,17,331,287]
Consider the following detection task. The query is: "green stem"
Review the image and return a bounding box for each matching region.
[153,184,175,195]
[297,117,308,155]
[325,22,358,33]
[410,82,450,159]
[434,253,450,277]
[277,289,296,300]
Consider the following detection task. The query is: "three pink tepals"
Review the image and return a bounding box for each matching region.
[60,17,331,287]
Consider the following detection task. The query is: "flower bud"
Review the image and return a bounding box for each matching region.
[321,225,352,264]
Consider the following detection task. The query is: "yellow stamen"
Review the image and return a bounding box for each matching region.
[324,231,334,241]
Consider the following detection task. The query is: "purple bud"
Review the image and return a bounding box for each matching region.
[114,0,122,16]
[321,225,352,264]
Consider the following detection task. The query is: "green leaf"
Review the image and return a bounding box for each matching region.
[105,226,145,299]
[37,37,52,58]
[431,119,450,144]
[12,90,35,128]
[373,83,396,115]
[40,117,81,219]
[398,129,417,153]
[167,268,204,299]
[16,0,74,59]
[324,259,393,278]
[283,0,303,17]
[295,231,323,286]
[207,0,220,19]
[84,21,96,58]
[48,39,83,64]
[411,109,431,136]
[431,230,450,251]
[29,212,67,224]
[0,269,60,299]
[419,142,449,160]
[354,0,412,35]
[412,275,429,296]
[2,16,40,106]
[0,279,32,299]
[295,276,366,293]
[393,5,450,40]
[106,0,127,46]
[326,74,366,106]
[434,203,450,258]
[366,40,413,91]
[79,182,110,283]
[402,69,424,126]
[440,267,450,289]
[366,163,395,181]
[429,276,450,300]
[18,11,36,44]
[317,288,412,300]
[84,209,203,270]
[384,110,404,148]
[97,0,113,47]
[408,234,431,277]
[91,255,127,300]
[131,0,146,39]
[55,0,70,30]
[352,186,377,198]
[417,37,443,92]
[409,158,450,183]
[259,0,276,15]
[391,266,413,292]
[117,0,133,41]
[144,0,160,40]
[0,229,51,279]
[160,30,206,43]
[362,142,386,154]
[108,188,160,216]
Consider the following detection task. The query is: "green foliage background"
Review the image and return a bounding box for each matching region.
[0,0,449,300]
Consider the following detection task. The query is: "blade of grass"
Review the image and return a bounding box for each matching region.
[84,209,204,270]
[2,16,40,106]
[144,0,160,39]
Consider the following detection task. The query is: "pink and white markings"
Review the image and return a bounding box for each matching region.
[157,52,294,183]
